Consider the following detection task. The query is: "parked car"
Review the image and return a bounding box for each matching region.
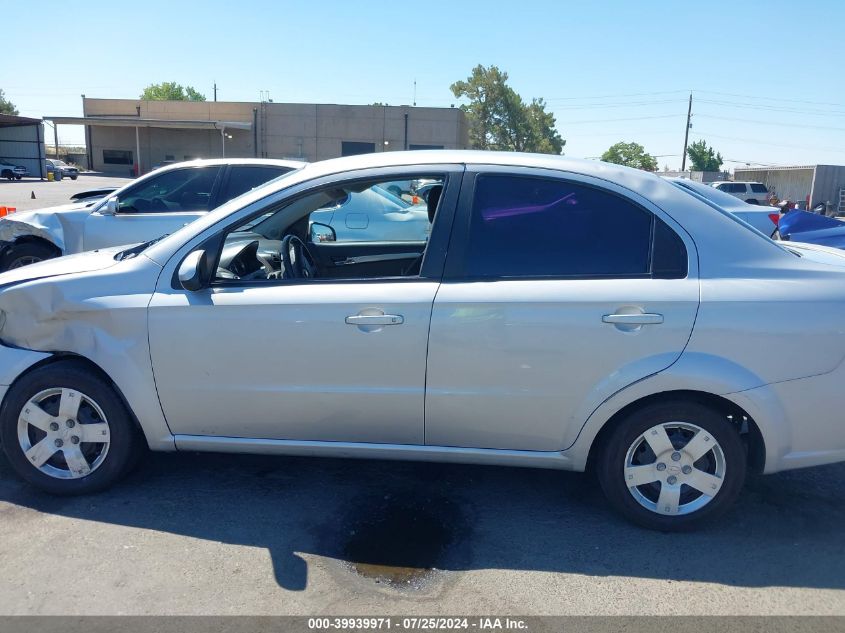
[309,183,431,242]
[45,159,79,180]
[667,177,780,236]
[0,158,304,270]
[776,209,845,248]
[0,158,27,180]
[711,181,771,205]
[1,151,844,531]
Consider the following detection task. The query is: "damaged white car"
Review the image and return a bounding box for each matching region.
[0,158,303,271]
[1,150,845,531]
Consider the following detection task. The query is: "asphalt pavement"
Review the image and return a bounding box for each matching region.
[0,449,843,615]
[0,173,131,212]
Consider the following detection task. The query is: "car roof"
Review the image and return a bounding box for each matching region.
[289,150,671,190]
[152,157,307,172]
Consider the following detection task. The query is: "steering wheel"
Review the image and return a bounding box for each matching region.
[150,197,168,211]
[280,235,317,279]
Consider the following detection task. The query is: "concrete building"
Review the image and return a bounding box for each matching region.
[0,114,46,179]
[48,98,469,174]
[734,165,845,213]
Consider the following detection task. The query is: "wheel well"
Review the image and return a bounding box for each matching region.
[11,235,62,256]
[8,353,148,446]
[585,390,766,474]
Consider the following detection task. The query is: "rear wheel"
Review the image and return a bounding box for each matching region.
[597,401,746,531]
[0,361,142,495]
[746,199,760,205]
[0,241,58,271]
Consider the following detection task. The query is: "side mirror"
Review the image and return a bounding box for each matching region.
[309,222,336,243]
[178,249,209,291]
[102,197,118,215]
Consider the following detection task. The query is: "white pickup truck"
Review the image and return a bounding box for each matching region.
[0,158,303,270]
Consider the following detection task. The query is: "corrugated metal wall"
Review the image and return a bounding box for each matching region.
[0,125,45,178]
[810,165,845,207]
[734,167,814,203]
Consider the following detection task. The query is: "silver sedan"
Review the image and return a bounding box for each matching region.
[0,150,844,531]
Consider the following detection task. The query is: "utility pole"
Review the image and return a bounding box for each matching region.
[213,82,217,102]
[681,92,692,171]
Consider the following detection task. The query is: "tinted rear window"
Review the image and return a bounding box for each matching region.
[750,183,768,193]
[464,174,654,278]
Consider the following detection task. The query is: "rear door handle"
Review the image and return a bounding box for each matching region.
[345,314,404,326]
[602,313,664,325]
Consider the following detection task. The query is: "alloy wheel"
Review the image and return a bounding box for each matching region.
[623,422,726,516]
[16,388,111,479]
[8,256,42,269]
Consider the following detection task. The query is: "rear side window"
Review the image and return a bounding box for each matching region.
[463,174,682,278]
[750,183,768,194]
[220,165,291,202]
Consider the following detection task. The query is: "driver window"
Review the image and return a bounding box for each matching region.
[117,166,221,213]
[213,175,445,283]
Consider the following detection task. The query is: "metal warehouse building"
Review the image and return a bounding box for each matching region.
[47,98,469,175]
[0,114,46,179]
[734,165,845,213]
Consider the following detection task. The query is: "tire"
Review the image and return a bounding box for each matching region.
[70,175,78,180]
[0,361,142,495]
[746,199,759,205]
[0,241,59,271]
[14,176,22,181]
[597,400,746,531]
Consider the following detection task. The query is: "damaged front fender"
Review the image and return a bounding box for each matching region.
[0,202,96,255]
[0,252,176,451]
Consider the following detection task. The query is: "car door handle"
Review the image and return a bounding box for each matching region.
[345,314,404,326]
[602,313,664,325]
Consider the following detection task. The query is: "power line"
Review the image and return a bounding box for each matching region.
[696,98,845,117]
[542,90,688,102]
[693,129,845,155]
[696,114,845,133]
[694,89,845,109]
[560,114,684,125]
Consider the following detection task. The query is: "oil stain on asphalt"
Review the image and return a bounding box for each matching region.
[339,493,468,588]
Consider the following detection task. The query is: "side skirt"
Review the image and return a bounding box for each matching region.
[174,435,577,471]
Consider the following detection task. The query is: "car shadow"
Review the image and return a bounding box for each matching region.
[0,450,843,592]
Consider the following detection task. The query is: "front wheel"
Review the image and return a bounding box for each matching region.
[597,401,746,531]
[70,175,78,180]
[0,361,143,495]
[0,241,59,271]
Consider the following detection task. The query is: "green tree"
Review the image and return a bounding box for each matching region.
[450,65,564,154]
[600,141,658,171]
[686,140,723,172]
[140,82,206,101]
[0,89,18,115]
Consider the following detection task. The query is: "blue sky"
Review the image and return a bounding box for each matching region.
[7,0,845,170]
